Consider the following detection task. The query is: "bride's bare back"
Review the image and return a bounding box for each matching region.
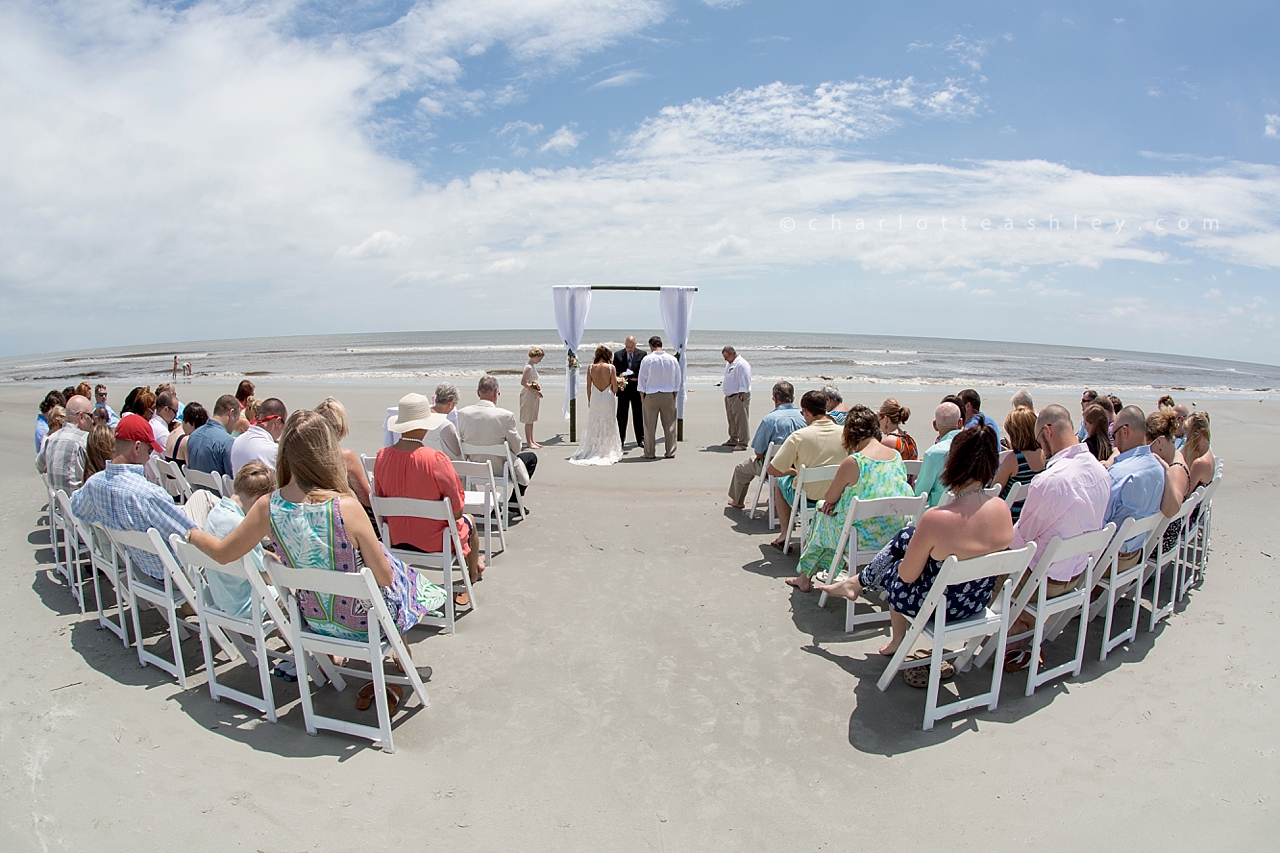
[587,362,616,396]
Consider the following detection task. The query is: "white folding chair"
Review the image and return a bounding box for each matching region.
[371,495,474,635]
[1003,481,1030,511]
[877,543,1037,731]
[461,442,528,521]
[105,528,201,687]
[88,521,132,646]
[1088,513,1165,662]
[148,456,192,504]
[169,536,342,722]
[360,453,377,493]
[1142,493,1202,631]
[185,467,229,497]
[938,485,1001,506]
[902,459,923,478]
[782,464,841,555]
[42,473,71,589]
[975,525,1115,697]
[451,459,505,559]
[816,493,927,613]
[55,490,94,614]
[264,557,429,753]
[1180,472,1221,599]
[748,442,782,529]
[222,474,235,496]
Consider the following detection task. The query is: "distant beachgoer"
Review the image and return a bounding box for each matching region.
[172,356,179,383]
[520,346,545,449]
[722,346,753,448]
[183,362,192,379]
[878,398,917,461]
[819,383,848,427]
[992,406,1046,521]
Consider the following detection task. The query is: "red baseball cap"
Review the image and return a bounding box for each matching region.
[116,413,164,453]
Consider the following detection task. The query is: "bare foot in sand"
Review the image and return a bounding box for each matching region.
[878,640,901,656]
[727,499,745,509]
[815,576,862,601]
[785,575,813,592]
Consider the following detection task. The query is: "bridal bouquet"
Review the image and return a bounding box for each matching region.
[530,380,542,391]
[616,375,629,392]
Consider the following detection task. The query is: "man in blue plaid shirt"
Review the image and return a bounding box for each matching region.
[71,414,195,580]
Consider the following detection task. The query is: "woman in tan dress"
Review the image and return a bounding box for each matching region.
[520,347,545,449]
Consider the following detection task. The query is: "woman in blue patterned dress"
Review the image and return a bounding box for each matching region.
[789,406,912,592]
[189,409,445,710]
[818,424,1013,657]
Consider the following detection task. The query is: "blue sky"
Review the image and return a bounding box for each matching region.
[2,1,1278,362]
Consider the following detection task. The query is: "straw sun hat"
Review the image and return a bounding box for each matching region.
[386,393,437,433]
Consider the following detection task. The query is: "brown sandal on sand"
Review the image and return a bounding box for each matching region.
[356,682,405,714]
[902,650,956,688]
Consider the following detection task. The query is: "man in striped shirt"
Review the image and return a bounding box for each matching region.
[36,395,93,493]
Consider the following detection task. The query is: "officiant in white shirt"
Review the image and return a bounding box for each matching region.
[637,336,681,459]
[721,345,752,450]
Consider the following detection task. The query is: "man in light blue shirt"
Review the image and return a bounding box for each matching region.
[187,394,242,481]
[727,381,807,508]
[1105,406,1166,564]
[915,402,962,507]
[93,384,120,428]
[959,388,1000,446]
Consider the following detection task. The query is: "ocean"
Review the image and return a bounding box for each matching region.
[3,329,1278,400]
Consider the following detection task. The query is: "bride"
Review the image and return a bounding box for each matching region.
[569,344,624,466]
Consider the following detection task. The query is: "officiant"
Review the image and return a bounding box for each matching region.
[614,335,645,447]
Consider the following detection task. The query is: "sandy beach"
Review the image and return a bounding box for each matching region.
[2,379,1276,851]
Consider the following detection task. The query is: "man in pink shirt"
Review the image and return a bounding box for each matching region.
[1010,404,1112,596]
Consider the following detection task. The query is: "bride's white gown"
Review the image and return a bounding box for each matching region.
[569,384,623,466]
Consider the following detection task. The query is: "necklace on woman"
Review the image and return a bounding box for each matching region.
[954,483,985,499]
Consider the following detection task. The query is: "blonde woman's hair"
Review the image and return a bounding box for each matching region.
[45,405,66,433]
[242,396,261,422]
[1004,406,1040,452]
[1184,411,1211,462]
[1145,408,1179,442]
[232,460,276,500]
[276,409,352,498]
[878,398,911,426]
[528,346,545,360]
[313,396,350,440]
[85,424,115,477]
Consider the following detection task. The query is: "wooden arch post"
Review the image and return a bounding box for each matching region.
[569,285,697,443]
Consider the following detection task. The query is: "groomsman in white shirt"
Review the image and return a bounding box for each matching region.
[720,345,752,450]
[637,336,681,459]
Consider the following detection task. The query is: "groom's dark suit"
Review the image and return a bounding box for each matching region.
[614,347,645,444]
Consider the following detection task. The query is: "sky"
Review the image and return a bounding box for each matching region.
[2,0,1279,363]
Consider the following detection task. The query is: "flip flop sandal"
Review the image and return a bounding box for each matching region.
[1004,648,1035,673]
[768,540,787,551]
[356,682,405,714]
[902,651,956,689]
[453,590,471,608]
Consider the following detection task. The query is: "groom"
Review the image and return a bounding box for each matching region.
[614,335,645,447]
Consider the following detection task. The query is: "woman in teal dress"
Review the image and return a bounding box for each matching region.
[789,405,913,592]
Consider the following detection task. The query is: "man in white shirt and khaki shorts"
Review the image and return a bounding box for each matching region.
[637,336,681,459]
[721,345,752,450]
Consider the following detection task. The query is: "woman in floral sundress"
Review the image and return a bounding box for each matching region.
[789,405,913,592]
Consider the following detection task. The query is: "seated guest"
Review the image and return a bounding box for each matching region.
[1171,403,1190,450]
[1082,404,1114,465]
[188,411,446,712]
[424,384,463,460]
[820,384,851,425]
[84,423,116,479]
[165,402,207,466]
[1157,394,1176,410]
[36,395,93,492]
[122,386,153,419]
[1106,406,1166,571]
[765,390,847,549]
[878,399,917,460]
[914,402,962,507]
[75,381,93,402]
[791,405,913,591]
[45,405,66,440]
[1002,405,1110,666]
[35,390,66,452]
[457,375,537,508]
[726,381,806,509]
[818,424,1013,661]
[70,414,196,583]
[151,390,179,451]
[992,406,1046,521]
[1183,411,1215,491]
[202,461,276,619]
[377,396,484,604]
[234,397,261,437]
[187,395,242,480]
[93,384,119,428]
[231,379,256,435]
[1076,389,1099,440]
[1010,389,1035,412]
[959,388,1001,444]
[1108,394,1123,414]
[314,397,373,515]
[231,397,287,474]
[1147,408,1190,557]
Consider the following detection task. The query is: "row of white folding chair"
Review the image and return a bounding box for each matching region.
[53,490,95,614]
[781,464,841,555]
[148,456,192,504]
[1086,512,1167,662]
[185,467,230,497]
[42,473,73,593]
[460,441,528,521]
[902,458,923,478]
[264,555,429,753]
[815,493,928,612]
[877,543,1038,730]
[1141,486,1206,631]
[748,442,782,529]
[1179,466,1222,600]
[370,495,475,635]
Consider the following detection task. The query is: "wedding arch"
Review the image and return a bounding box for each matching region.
[551,284,697,442]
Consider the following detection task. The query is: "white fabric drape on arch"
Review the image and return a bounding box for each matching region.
[552,285,592,419]
[659,286,696,419]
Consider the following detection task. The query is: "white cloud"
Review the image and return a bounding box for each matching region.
[589,70,648,89]
[335,231,414,260]
[1266,114,1280,138]
[1204,288,1222,298]
[539,124,583,154]
[700,235,749,257]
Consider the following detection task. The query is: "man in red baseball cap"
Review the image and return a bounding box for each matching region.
[70,413,195,583]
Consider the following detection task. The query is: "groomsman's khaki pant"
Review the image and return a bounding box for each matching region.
[642,392,678,458]
[724,392,751,446]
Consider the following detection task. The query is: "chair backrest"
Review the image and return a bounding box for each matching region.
[461,442,515,477]
[262,555,385,619]
[902,459,923,477]
[104,527,198,602]
[369,495,460,566]
[1095,512,1164,571]
[849,493,928,524]
[360,453,377,486]
[451,458,495,482]
[168,535,267,617]
[148,456,192,502]
[1003,481,1030,509]
[185,467,227,496]
[761,442,782,470]
[795,463,841,492]
[936,542,1038,591]
[1009,524,1116,618]
[222,474,235,496]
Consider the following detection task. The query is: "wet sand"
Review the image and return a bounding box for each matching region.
[3,380,1276,850]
